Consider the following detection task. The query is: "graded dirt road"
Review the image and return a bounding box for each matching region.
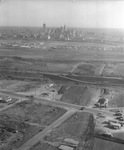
[0,89,122,150]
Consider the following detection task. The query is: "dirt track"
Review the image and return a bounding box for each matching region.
[16,109,76,150]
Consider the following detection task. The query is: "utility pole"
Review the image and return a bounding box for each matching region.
[34,88,36,96]
[52,89,55,100]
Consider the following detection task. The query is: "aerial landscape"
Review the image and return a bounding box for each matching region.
[0,0,124,150]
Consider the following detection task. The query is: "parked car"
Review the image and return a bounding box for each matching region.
[119,117,124,121]
[97,112,105,118]
[101,133,113,137]
[25,95,34,98]
[80,107,85,110]
[6,97,12,102]
[114,112,122,116]
[116,116,123,120]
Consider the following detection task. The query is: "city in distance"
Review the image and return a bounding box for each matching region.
[0,0,124,150]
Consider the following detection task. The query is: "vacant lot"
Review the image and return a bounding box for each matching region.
[0,57,74,80]
[102,63,124,77]
[0,101,66,149]
[1,101,66,126]
[73,62,105,76]
[60,86,95,106]
[1,42,124,62]
[0,80,41,92]
[44,112,94,149]
[0,123,41,150]
[113,63,124,77]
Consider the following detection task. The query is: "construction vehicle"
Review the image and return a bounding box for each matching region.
[114,112,122,116]
[108,121,121,129]
[116,116,124,121]
[79,107,85,110]
[97,112,105,118]
[95,98,108,108]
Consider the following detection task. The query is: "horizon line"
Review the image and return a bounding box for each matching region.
[0,25,124,30]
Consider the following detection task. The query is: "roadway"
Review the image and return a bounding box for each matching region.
[16,109,76,150]
[42,73,124,86]
[0,89,115,116]
[0,89,124,150]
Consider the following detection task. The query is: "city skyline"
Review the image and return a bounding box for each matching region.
[0,0,124,29]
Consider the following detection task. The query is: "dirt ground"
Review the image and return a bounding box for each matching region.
[102,63,124,77]
[73,62,105,76]
[93,138,124,150]
[0,80,41,92]
[44,112,94,149]
[29,142,58,150]
[1,101,66,126]
[0,57,74,75]
[0,100,66,150]
[100,88,124,107]
[60,86,95,106]
[0,124,41,150]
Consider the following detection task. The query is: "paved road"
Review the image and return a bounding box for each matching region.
[16,109,76,150]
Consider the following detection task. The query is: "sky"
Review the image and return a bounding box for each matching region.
[0,0,124,28]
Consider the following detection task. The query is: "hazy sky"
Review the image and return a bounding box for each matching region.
[0,0,124,28]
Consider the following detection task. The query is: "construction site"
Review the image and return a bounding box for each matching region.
[0,69,124,150]
[0,1,124,148]
[0,42,124,150]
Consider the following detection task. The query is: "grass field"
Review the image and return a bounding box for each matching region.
[112,63,124,77]
[0,57,74,75]
[73,62,105,76]
[102,63,124,77]
[0,80,41,92]
[1,43,124,62]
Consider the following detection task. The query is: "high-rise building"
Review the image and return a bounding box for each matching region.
[43,23,46,29]
[64,25,66,31]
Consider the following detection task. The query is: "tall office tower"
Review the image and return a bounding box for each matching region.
[43,23,46,29]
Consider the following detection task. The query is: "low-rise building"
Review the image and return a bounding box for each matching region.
[59,145,74,150]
